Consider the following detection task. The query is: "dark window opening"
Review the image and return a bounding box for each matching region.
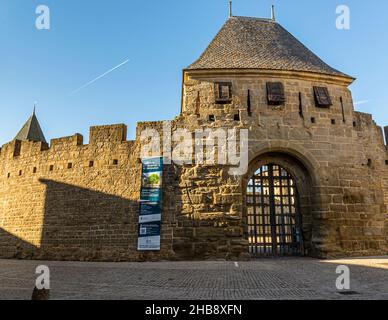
[33,167,37,174]
[247,90,252,116]
[214,82,232,104]
[311,117,316,124]
[234,112,240,121]
[314,86,332,108]
[367,159,372,167]
[89,161,94,168]
[68,163,73,169]
[298,92,304,118]
[331,119,336,125]
[208,115,215,122]
[49,165,54,171]
[195,91,200,116]
[7,173,10,178]
[113,159,119,165]
[353,121,357,127]
[340,97,346,123]
[267,82,285,105]
[13,140,21,157]
[385,160,388,165]
[19,170,22,176]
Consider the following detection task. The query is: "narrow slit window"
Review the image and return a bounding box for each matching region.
[340,97,346,123]
[234,112,240,121]
[68,163,73,169]
[298,92,304,118]
[208,115,215,122]
[266,82,285,105]
[49,165,54,171]
[33,167,37,174]
[314,86,332,108]
[195,91,200,116]
[113,159,119,165]
[247,90,252,116]
[214,82,232,104]
[89,161,94,168]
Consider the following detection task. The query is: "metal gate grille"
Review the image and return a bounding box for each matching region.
[247,164,303,256]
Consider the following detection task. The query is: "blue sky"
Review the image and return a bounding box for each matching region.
[0,0,387,145]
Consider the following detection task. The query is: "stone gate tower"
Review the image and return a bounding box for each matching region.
[0,14,387,261]
[174,15,388,258]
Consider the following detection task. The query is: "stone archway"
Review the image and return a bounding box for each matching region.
[243,152,315,257]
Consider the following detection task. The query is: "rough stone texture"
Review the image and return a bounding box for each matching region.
[177,70,388,258]
[1,18,388,261]
[2,70,386,261]
[0,125,173,261]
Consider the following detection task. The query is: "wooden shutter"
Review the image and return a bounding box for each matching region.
[314,86,332,107]
[214,82,232,104]
[267,82,285,105]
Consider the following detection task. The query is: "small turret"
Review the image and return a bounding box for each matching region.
[14,107,47,143]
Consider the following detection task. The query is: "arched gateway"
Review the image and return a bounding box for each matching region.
[244,152,315,257]
[246,164,303,256]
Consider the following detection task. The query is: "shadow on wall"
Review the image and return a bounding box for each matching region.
[0,179,172,262]
[0,228,39,259]
[38,179,139,261]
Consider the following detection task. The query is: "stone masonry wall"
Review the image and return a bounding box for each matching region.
[175,72,388,258]
[383,126,388,248]
[0,125,175,261]
[1,71,388,261]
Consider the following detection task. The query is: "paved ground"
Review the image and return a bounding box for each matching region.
[0,257,387,300]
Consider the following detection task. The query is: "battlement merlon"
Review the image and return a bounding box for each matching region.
[136,121,167,140]
[89,124,127,145]
[50,134,83,149]
[0,139,49,159]
[0,124,131,159]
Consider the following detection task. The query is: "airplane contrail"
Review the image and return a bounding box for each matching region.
[69,59,130,96]
[354,100,370,106]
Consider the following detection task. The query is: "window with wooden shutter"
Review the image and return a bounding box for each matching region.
[214,82,232,104]
[314,86,332,107]
[266,82,285,105]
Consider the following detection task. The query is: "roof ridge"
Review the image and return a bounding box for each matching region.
[231,15,275,22]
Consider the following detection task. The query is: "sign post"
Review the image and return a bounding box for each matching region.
[137,157,163,251]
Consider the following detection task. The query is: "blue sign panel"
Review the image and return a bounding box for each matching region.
[138,157,163,251]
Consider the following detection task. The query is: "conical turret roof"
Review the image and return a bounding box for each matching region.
[14,110,46,143]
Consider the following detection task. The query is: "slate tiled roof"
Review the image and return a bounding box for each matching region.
[187,16,352,78]
[14,112,47,143]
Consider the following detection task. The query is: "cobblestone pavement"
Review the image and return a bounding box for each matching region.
[0,257,387,300]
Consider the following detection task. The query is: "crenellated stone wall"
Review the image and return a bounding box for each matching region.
[0,70,387,261]
[0,125,173,261]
